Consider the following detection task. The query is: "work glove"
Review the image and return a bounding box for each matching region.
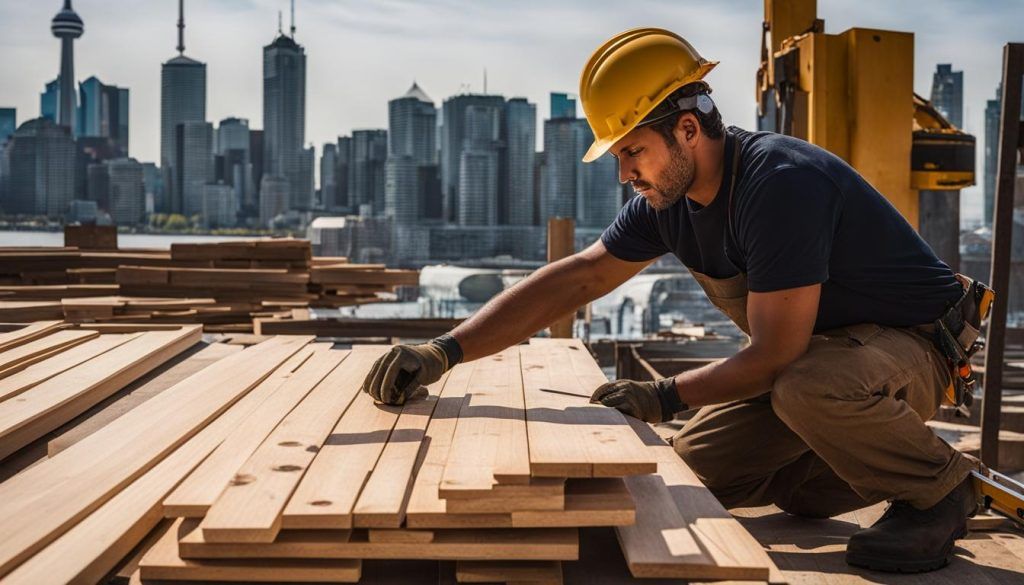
[590,377,685,424]
[362,335,462,405]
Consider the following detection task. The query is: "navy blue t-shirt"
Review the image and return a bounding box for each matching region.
[600,126,962,332]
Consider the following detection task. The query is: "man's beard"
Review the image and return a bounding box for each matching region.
[631,143,694,211]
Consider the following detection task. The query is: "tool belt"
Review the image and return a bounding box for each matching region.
[926,274,995,414]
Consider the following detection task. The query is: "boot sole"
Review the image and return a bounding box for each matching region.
[845,525,966,573]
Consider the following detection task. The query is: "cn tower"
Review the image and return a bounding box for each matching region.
[51,0,84,131]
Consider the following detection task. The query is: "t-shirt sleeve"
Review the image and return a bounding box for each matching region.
[600,195,669,262]
[736,167,842,292]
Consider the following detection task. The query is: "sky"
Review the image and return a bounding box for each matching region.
[1,0,1022,222]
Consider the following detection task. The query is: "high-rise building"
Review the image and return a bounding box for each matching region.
[930,64,963,129]
[1,118,75,216]
[550,93,576,120]
[297,145,315,209]
[0,109,17,146]
[503,98,536,225]
[259,174,290,225]
[320,142,337,210]
[389,82,437,165]
[40,80,60,123]
[86,162,110,209]
[350,129,387,213]
[175,120,213,217]
[263,11,307,213]
[200,182,236,228]
[249,129,264,215]
[141,161,161,214]
[386,82,438,225]
[215,117,252,211]
[333,136,352,211]
[984,87,1001,226]
[51,0,84,133]
[106,157,145,225]
[542,116,589,220]
[540,100,619,228]
[441,94,505,222]
[77,76,129,156]
[161,0,206,214]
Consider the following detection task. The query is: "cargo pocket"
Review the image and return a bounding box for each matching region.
[843,323,885,347]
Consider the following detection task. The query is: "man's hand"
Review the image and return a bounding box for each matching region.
[590,377,683,423]
[362,344,448,405]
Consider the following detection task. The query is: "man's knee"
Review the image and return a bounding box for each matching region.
[672,430,755,506]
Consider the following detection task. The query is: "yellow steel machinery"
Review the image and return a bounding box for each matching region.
[756,0,975,231]
[756,0,1024,528]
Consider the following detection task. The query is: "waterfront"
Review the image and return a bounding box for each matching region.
[0,230,254,249]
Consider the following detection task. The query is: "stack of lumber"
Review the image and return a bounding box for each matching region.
[0,328,780,583]
[0,240,419,333]
[0,321,202,461]
[309,262,419,307]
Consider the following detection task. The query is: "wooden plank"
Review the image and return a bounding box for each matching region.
[180,522,579,561]
[0,333,312,577]
[1,347,313,585]
[520,341,656,477]
[0,333,138,404]
[351,373,446,528]
[199,346,387,543]
[441,478,565,500]
[404,361,489,527]
[616,417,774,581]
[0,321,63,354]
[510,479,634,528]
[162,343,348,517]
[140,520,361,583]
[45,341,244,457]
[444,492,564,515]
[0,327,202,461]
[441,348,531,494]
[0,329,97,380]
[456,560,562,584]
[368,529,435,544]
[282,349,409,529]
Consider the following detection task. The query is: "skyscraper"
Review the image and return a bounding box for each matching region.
[441,94,505,222]
[503,98,536,225]
[175,120,213,217]
[216,117,252,210]
[930,64,963,129]
[333,136,352,211]
[350,129,387,214]
[161,0,206,214]
[106,157,145,225]
[78,76,129,156]
[51,0,84,133]
[984,86,1001,226]
[320,142,337,209]
[263,8,307,213]
[40,80,60,123]
[550,93,576,120]
[1,118,75,216]
[386,82,438,225]
[0,109,17,147]
[542,116,589,220]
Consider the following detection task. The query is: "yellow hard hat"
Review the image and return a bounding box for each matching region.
[579,28,717,163]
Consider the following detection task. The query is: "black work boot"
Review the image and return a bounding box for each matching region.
[845,475,977,573]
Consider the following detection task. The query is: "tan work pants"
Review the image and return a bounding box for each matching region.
[671,323,978,515]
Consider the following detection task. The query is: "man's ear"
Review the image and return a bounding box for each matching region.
[674,113,700,146]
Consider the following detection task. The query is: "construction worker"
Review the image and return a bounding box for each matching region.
[362,28,982,573]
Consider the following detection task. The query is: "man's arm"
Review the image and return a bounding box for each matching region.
[453,240,653,361]
[591,283,820,421]
[363,240,653,404]
[672,283,820,407]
